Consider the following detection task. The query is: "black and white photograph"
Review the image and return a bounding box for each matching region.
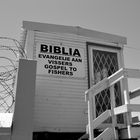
[0,0,140,140]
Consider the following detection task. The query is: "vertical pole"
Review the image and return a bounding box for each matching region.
[88,91,94,140]
[110,85,118,139]
[11,59,37,140]
[120,46,132,138]
[122,77,132,139]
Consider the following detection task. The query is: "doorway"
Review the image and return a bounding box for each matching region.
[87,43,124,124]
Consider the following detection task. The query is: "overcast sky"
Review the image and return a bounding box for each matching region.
[0,0,140,89]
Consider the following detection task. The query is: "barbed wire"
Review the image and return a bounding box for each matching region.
[0,37,26,113]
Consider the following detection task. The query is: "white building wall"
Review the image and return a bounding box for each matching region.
[24,30,89,132]
[22,21,126,132]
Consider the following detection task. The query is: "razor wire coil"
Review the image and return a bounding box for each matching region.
[0,37,26,113]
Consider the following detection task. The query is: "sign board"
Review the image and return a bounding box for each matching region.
[35,43,85,78]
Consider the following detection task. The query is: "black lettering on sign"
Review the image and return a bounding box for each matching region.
[72,58,82,62]
[40,44,81,57]
[62,47,69,55]
[40,44,48,52]
[54,46,61,54]
[73,49,81,57]
[48,69,73,76]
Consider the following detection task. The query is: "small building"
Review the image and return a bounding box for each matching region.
[21,21,127,134]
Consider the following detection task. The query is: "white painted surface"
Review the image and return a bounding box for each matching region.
[35,42,85,78]
[24,30,89,132]
[0,113,13,127]
[94,128,114,140]
[22,21,126,132]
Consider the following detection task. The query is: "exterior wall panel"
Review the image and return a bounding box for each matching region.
[32,31,88,132]
[22,21,126,133]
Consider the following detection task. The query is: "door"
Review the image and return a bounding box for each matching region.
[87,43,124,124]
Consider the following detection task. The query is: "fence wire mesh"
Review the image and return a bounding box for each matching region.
[0,37,26,113]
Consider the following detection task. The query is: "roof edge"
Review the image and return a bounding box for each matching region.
[22,21,127,45]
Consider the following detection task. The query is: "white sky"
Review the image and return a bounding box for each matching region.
[0,0,140,117]
[0,0,139,68]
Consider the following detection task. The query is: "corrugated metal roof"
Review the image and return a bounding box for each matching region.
[22,21,127,45]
